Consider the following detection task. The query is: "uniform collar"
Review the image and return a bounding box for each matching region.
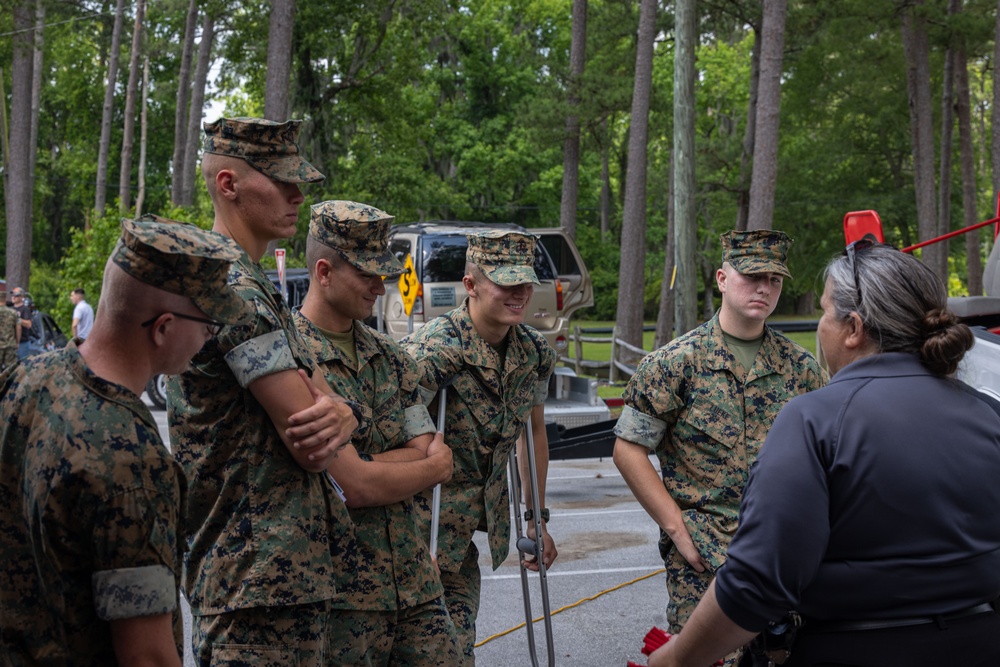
[64,342,157,428]
[828,351,930,383]
[293,310,380,372]
[704,311,786,381]
[451,299,529,376]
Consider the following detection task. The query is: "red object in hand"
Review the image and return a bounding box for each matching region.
[641,626,671,656]
[632,626,724,666]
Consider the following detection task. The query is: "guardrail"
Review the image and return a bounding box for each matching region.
[558,320,819,383]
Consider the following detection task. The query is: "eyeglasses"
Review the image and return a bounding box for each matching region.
[141,312,224,336]
[842,238,878,311]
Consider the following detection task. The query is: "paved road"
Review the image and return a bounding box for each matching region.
[148,401,668,666]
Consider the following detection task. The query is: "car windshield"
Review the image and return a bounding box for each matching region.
[420,234,555,282]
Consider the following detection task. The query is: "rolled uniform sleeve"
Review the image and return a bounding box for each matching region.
[531,333,557,406]
[218,285,312,388]
[225,330,298,388]
[91,474,184,621]
[614,405,669,450]
[615,348,685,452]
[532,379,549,406]
[398,342,436,440]
[92,565,176,620]
[403,404,435,440]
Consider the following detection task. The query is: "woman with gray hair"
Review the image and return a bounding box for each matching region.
[648,241,1000,667]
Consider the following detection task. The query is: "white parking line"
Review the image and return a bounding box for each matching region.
[551,508,649,518]
[483,565,662,581]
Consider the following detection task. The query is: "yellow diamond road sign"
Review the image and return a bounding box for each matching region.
[398,254,420,316]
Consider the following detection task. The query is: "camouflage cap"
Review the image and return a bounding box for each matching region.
[309,200,405,278]
[112,215,249,324]
[721,229,793,279]
[202,117,325,184]
[466,230,540,286]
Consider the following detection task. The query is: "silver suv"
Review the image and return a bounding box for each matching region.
[378,222,593,353]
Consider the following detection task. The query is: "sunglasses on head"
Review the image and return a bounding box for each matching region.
[842,238,881,310]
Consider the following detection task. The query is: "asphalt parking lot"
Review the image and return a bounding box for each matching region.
[149,403,668,667]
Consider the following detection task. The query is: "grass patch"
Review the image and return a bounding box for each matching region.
[565,316,820,393]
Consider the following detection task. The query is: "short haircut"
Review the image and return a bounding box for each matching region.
[72,288,85,297]
[305,235,345,278]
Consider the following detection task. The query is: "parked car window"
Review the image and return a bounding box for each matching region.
[421,234,556,283]
[539,235,582,276]
[390,239,411,264]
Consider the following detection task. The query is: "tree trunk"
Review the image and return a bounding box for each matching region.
[902,4,946,281]
[0,69,8,183]
[600,117,611,238]
[95,0,127,216]
[179,13,216,207]
[5,0,35,291]
[654,151,675,349]
[559,0,587,240]
[746,0,786,232]
[795,290,815,315]
[615,0,657,359]
[954,24,982,293]
[992,0,1000,220]
[264,0,296,120]
[936,6,956,280]
[170,0,198,206]
[28,0,43,204]
[735,29,761,232]
[673,0,698,335]
[119,0,146,213]
[698,220,717,320]
[136,55,150,217]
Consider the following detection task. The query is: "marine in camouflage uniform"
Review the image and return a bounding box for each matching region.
[613,230,827,664]
[0,301,19,371]
[0,217,246,665]
[402,231,557,665]
[293,200,460,666]
[167,118,361,666]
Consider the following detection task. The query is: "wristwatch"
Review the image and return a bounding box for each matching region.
[523,508,550,523]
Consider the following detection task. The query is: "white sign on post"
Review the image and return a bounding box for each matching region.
[275,248,287,302]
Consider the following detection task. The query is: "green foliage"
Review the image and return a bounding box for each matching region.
[26,261,67,331]
[573,224,624,320]
[6,0,1000,317]
[57,212,125,331]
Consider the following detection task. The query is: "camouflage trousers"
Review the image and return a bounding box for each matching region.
[439,542,482,667]
[328,596,461,667]
[193,600,372,667]
[664,546,741,667]
[0,347,17,372]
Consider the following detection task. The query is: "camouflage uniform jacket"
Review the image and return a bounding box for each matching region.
[292,312,443,611]
[0,306,18,349]
[0,343,184,664]
[402,300,556,572]
[614,312,827,571]
[167,252,355,615]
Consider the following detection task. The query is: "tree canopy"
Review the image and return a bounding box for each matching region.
[3,0,999,328]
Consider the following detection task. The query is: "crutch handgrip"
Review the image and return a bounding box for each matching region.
[516,537,538,555]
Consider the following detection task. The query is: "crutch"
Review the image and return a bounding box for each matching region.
[429,385,447,557]
[508,414,555,666]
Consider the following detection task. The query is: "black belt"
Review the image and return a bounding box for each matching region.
[807,601,997,633]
